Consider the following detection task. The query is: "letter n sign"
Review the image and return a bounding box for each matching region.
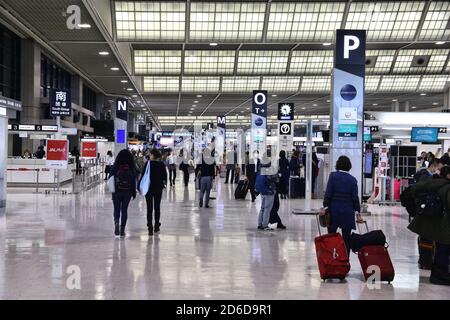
[116,98,128,121]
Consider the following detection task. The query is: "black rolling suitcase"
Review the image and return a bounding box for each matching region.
[235,179,249,199]
[289,176,305,198]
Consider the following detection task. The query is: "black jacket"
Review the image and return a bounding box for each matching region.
[109,164,137,198]
[140,160,167,194]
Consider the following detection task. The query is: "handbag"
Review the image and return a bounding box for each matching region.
[139,161,151,195]
[107,175,115,193]
[319,209,332,227]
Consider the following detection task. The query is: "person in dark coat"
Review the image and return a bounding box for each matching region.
[269,180,287,229]
[408,166,450,285]
[302,151,319,196]
[321,156,362,256]
[246,151,261,202]
[278,150,290,199]
[109,149,137,237]
[139,149,167,236]
[289,150,300,176]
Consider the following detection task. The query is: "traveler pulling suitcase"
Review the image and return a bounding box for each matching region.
[314,213,350,280]
[356,221,395,283]
[234,179,249,200]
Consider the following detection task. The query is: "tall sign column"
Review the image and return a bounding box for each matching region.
[251,90,267,157]
[331,29,366,198]
[216,116,226,165]
[277,103,294,153]
[115,98,128,152]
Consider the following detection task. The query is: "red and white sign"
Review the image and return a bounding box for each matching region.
[46,139,69,169]
[81,141,97,159]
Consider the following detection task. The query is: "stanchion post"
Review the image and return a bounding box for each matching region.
[35,169,39,193]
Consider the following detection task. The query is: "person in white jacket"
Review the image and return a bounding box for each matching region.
[105,151,114,180]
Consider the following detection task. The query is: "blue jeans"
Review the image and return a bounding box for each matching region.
[199,176,213,206]
[258,194,275,228]
[112,192,132,226]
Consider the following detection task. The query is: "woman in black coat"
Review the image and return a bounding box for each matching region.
[139,149,167,235]
[246,151,261,202]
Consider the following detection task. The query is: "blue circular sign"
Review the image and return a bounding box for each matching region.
[340,84,357,101]
[254,117,263,127]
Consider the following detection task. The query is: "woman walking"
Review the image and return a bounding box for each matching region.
[104,150,114,180]
[109,149,137,237]
[140,149,167,235]
[321,156,362,255]
[278,151,290,199]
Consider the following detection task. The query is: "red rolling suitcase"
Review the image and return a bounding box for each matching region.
[356,222,395,283]
[314,214,350,280]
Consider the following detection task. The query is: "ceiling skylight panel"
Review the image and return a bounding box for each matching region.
[365,76,381,92]
[289,51,333,75]
[143,77,180,92]
[300,76,330,93]
[365,50,396,74]
[267,2,345,42]
[237,51,289,75]
[189,2,265,42]
[134,50,181,75]
[184,50,235,75]
[379,75,421,92]
[419,1,450,41]
[261,77,300,93]
[393,49,449,74]
[418,75,450,92]
[115,1,186,41]
[222,77,261,93]
[182,77,220,93]
[345,2,424,41]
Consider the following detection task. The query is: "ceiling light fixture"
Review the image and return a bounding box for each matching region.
[392,99,398,102]
[77,23,91,29]
[194,100,199,103]
[301,107,306,110]
[420,93,427,96]
[120,80,128,83]
[435,41,446,45]
[110,67,119,71]
[98,51,109,56]
[132,95,138,98]
[196,95,202,98]
[372,103,378,106]
[323,42,332,46]
[126,88,133,91]
[432,102,439,105]
[326,100,330,103]
[271,94,277,97]
[313,104,318,107]
[209,42,218,47]
[412,106,417,109]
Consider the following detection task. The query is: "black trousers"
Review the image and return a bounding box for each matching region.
[182,169,189,186]
[225,168,235,183]
[269,193,283,225]
[250,188,257,201]
[145,189,163,229]
[169,168,176,185]
[327,226,352,256]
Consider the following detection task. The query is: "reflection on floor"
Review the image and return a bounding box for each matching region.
[1,177,449,300]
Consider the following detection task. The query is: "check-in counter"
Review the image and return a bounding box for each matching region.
[7,158,75,186]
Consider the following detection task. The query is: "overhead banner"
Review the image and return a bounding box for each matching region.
[46,139,69,169]
[216,116,226,164]
[50,89,71,117]
[278,103,294,153]
[116,98,128,121]
[251,90,267,155]
[331,29,366,197]
[81,141,97,159]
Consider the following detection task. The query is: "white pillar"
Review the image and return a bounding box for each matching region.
[404,101,410,112]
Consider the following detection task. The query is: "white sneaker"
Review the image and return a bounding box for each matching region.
[268,223,278,229]
[263,226,275,231]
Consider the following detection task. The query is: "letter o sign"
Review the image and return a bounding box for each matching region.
[254,92,266,105]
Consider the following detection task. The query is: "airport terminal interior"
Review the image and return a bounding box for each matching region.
[1,0,450,300]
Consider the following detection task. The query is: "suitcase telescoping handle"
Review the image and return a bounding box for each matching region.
[356,220,369,233]
[316,212,324,236]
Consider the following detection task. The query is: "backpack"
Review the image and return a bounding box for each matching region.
[415,192,443,218]
[413,169,431,183]
[115,165,132,192]
[400,186,417,218]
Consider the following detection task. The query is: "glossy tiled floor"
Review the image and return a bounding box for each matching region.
[1,175,449,300]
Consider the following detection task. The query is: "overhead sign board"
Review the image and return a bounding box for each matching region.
[50,89,72,117]
[116,98,128,121]
[278,103,294,121]
[0,95,21,111]
[8,124,58,132]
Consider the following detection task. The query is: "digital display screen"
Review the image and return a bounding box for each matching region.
[365,150,373,175]
[411,127,438,143]
[116,129,126,144]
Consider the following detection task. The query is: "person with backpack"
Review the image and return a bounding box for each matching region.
[109,149,137,237]
[408,166,450,285]
[140,149,167,236]
[256,173,278,231]
[414,158,442,183]
[199,147,216,208]
[320,156,363,256]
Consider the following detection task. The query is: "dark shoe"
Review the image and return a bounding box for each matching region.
[257,226,263,230]
[114,223,120,237]
[120,226,126,237]
[251,198,256,202]
[199,202,203,207]
[430,268,450,286]
[154,226,160,233]
[277,224,287,230]
[148,228,154,236]
[205,205,211,208]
